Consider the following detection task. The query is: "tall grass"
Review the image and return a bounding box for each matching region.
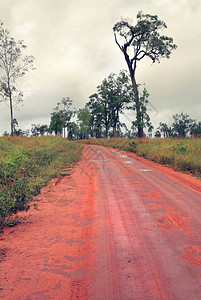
[0,136,82,227]
[78,137,201,177]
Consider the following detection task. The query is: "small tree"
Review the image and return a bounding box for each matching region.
[0,21,35,135]
[113,12,177,137]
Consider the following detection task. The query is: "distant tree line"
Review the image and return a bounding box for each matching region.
[29,70,154,139]
[155,113,201,138]
[5,99,200,139]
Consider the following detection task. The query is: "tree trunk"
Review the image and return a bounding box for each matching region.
[113,126,116,137]
[9,89,14,136]
[91,124,94,138]
[113,112,119,138]
[105,125,108,138]
[124,53,143,138]
[105,110,109,138]
[130,74,143,138]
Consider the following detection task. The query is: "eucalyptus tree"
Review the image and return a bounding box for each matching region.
[113,11,177,137]
[0,21,35,135]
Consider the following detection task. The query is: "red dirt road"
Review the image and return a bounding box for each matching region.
[0,145,201,299]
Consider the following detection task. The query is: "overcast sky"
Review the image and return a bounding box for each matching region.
[0,0,201,135]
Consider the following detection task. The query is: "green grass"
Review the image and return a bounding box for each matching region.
[0,135,82,228]
[78,137,201,178]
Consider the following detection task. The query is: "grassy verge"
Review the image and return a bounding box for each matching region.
[78,137,201,178]
[0,136,82,228]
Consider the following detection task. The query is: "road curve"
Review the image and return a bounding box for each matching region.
[0,145,201,299]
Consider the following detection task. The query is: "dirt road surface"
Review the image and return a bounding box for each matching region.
[0,145,201,299]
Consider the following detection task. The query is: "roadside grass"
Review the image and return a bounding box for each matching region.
[0,136,82,228]
[78,137,201,178]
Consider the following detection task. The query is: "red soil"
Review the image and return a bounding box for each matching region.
[0,145,201,299]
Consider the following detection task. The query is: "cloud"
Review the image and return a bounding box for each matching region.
[0,0,201,134]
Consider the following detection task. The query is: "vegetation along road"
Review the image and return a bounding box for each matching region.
[0,145,201,299]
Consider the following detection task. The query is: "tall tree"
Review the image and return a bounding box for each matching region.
[113,11,177,137]
[0,21,35,135]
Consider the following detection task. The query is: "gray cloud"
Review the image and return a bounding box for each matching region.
[0,0,200,134]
